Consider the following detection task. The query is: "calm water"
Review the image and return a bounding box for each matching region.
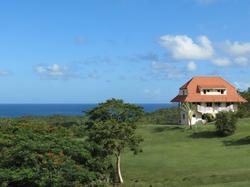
[0,103,177,118]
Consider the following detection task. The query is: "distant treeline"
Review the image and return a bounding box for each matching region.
[139,106,180,125]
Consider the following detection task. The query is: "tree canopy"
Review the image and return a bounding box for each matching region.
[0,120,112,187]
[85,99,144,184]
[238,89,250,118]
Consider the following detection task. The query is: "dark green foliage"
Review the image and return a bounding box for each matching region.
[215,112,238,136]
[237,89,250,118]
[140,107,180,125]
[85,99,144,183]
[86,98,144,123]
[202,113,215,123]
[86,99,144,154]
[0,119,112,187]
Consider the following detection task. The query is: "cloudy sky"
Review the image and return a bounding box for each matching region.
[0,0,249,103]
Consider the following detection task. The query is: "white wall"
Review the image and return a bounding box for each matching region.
[179,102,237,125]
[200,89,227,95]
[179,109,205,125]
[197,103,237,116]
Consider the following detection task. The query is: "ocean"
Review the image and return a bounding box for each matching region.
[0,103,177,118]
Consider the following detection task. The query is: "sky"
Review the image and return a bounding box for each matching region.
[0,0,250,103]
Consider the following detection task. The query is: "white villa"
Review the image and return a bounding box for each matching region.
[171,76,247,125]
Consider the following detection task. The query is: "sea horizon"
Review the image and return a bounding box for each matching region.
[0,103,177,118]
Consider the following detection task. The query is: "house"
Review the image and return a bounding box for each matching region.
[171,76,247,125]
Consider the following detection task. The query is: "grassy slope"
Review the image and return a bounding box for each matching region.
[122,118,250,187]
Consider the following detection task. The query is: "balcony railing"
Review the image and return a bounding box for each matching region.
[197,105,235,114]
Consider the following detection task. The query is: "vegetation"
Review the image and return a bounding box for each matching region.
[180,102,195,128]
[122,118,250,186]
[139,106,179,125]
[238,88,250,118]
[0,119,112,187]
[215,111,238,136]
[85,99,144,184]
[203,113,215,123]
[0,99,250,186]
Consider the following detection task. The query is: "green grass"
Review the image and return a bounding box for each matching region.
[121,118,250,187]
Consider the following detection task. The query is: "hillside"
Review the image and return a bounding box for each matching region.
[122,118,250,187]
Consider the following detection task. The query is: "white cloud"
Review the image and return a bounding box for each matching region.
[187,61,197,71]
[151,61,184,79]
[159,35,214,60]
[144,88,161,97]
[234,57,249,66]
[0,70,11,76]
[234,81,250,91]
[34,64,76,80]
[224,41,250,56]
[212,58,231,67]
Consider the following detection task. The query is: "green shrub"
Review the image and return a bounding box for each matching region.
[202,113,215,123]
[215,112,238,136]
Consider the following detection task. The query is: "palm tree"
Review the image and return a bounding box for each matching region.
[180,102,195,129]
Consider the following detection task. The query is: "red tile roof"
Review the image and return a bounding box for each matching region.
[171,76,247,103]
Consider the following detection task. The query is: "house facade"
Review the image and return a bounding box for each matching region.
[171,76,247,125]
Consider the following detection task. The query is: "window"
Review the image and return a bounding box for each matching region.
[215,102,221,107]
[226,102,232,107]
[206,102,212,107]
[192,114,196,118]
[182,114,185,119]
[203,89,210,94]
[221,90,225,94]
[202,114,206,120]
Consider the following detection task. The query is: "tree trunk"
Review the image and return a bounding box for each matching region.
[188,117,192,129]
[116,154,124,184]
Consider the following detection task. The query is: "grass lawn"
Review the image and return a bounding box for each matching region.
[121,118,250,187]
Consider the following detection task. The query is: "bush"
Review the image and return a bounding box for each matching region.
[215,112,238,136]
[202,113,215,123]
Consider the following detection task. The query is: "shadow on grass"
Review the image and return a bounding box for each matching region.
[223,136,250,146]
[190,131,219,139]
[152,126,183,133]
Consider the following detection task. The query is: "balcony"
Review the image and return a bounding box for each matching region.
[197,104,236,114]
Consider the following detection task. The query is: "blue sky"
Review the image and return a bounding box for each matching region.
[0,0,249,103]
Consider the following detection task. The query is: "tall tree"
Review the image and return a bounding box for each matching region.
[85,99,144,184]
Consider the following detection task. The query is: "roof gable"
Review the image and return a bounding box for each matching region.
[171,76,247,103]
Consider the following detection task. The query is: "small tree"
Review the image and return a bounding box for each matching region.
[85,99,144,184]
[215,111,238,136]
[180,102,195,128]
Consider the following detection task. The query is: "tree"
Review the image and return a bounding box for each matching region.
[215,111,238,136]
[237,88,250,118]
[85,99,144,184]
[180,102,195,128]
[0,120,112,186]
[139,107,180,125]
